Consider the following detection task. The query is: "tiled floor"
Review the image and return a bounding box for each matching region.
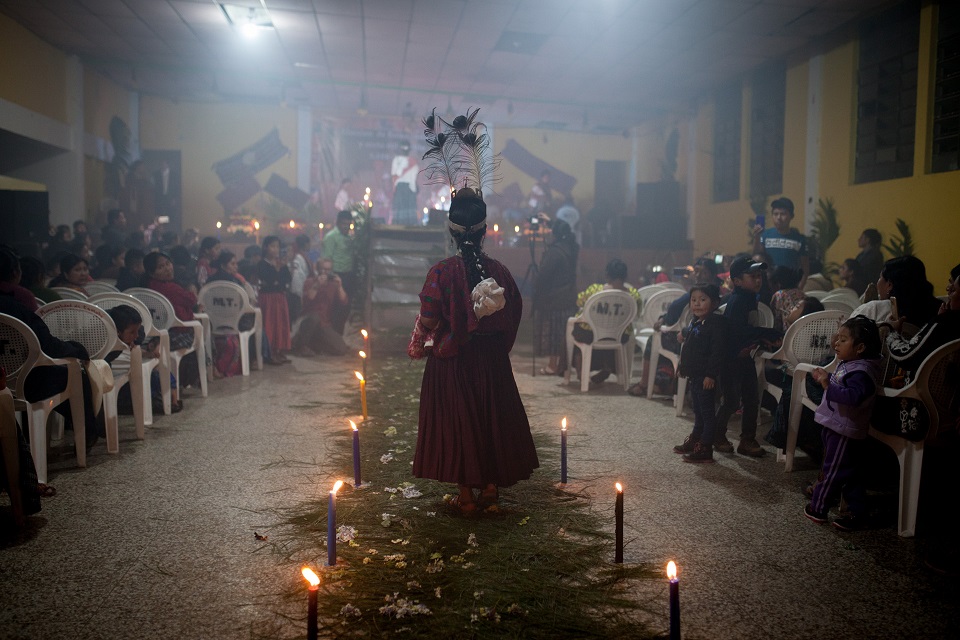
[1,352,958,639]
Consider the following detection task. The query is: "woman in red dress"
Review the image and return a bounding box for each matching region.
[256,236,291,364]
[411,189,539,514]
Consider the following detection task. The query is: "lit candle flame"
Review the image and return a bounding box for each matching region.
[253,220,260,230]
[440,196,445,203]
[360,329,368,339]
[301,566,320,587]
[561,417,567,431]
[216,221,222,229]
[349,419,358,432]
[493,224,499,232]
[331,480,344,495]
[514,225,520,233]
[359,350,367,359]
[667,561,678,580]
[350,223,355,229]
[363,194,369,202]
[367,201,372,208]
[365,187,371,194]
[615,482,623,493]
[289,219,296,228]
[423,207,429,214]
[319,223,324,230]
[355,371,364,382]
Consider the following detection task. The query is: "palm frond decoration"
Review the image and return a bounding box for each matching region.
[883,218,915,257]
[810,197,841,256]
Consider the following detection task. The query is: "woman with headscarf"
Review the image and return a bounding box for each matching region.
[533,218,578,375]
[410,188,538,515]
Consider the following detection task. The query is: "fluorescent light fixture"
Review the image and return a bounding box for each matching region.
[219,3,274,36]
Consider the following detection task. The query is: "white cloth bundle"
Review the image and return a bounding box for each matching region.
[471,277,506,320]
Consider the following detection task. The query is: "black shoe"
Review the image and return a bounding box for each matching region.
[673,436,697,454]
[803,481,816,498]
[590,369,612,384]
[804,504,828,524]
[832,513,868,532]
[683,443,714,464]
[713,436,734,453]
[736,438,766,457]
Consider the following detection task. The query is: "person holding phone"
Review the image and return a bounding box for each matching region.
[752,197,810,290]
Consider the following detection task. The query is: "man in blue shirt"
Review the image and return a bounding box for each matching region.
[753,197,810,290]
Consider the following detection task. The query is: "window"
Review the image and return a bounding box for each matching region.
[713,86,742,202]
[749,64,786,198]
[932,2,960,173]
[854,2,920,184]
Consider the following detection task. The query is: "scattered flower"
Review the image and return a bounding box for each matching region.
[367,549,379,555]
[379,594,432,619]
[383,554,406,562]
[442,494,453,502]
[434,587,442,599]
[380,453,394,464]
[348,540,360,547]
[518,516,530,526]
[383,487,398,494]
[383,426,397,436]
[467,533,478,547]
[473,591,484,600]
[506,604,526,616]
[426,511,436,517]
[363,557,372,565]
[449,554,465,564]
[339,604,362,618]
[401,486,422,499]
[462,562,475,569]
[406,581,421,590]
[381,513,397,527]
[395,561,408,569]
[471,614,479,623]
[336,525,357,543]
[429,552,443,560]
[425,559,444,574]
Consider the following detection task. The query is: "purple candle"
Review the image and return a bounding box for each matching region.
[350,420,361,486]
[327,480,343,566]
[560,417,568,484]
[667,561,680,640]
[615,483,624,563]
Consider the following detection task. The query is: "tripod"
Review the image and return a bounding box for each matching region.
[519,229,540,376]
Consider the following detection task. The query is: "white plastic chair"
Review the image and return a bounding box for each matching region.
[821,298,854,314]
[756,302,774,328]
[805,290,829,301]
[198,281,263,375]
[126,288,208,398]
[86,280,120,295]
[636,287,686,358]
[643,288,689,399]
[790,339,960,537]
[646,302,690,401]
[37,300,142,454]
[565,290,638,392]
[0,313,86,484]
[51,287,88,301]
[88,293,168,425]
[658,281,685,290]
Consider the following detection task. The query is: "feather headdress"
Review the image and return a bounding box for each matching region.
[420,107,500,199]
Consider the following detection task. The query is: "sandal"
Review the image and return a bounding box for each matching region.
[627,383,646,397]
[38,483,56,498]
[171,399,184,414]
[447,494,478,516]
[538,366,560,376]
[478,487,499,508]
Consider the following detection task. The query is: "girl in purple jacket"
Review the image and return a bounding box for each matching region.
[804,316,884,531]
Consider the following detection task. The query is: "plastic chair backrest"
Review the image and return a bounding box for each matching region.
[198,281,253,332]
[36,300,119,360]
[0,313,42,399]
[756,302,774,328]
[916,339,960,437]
[51,287,88,301]
[86,281,120,295]
[35,297,46,308]
[658,281,685,290]
[640,289,685,327]
[637,284,664,306]
[125,288,176,331]
[822,299,854,314]
[580,289,638,342]
[805,290,828,300]
[87,293,156,336]
[829,287,859,299]
[782,309,847,366]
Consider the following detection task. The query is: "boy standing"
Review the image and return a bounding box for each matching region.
[753,197,810,290]
[714,257,782,457]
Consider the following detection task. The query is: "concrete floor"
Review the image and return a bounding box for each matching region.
[1,345,958,639]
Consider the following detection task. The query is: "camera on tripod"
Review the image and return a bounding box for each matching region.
[528,214,547,232]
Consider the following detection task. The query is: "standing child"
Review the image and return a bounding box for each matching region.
[714,256,783,456]
[804,316,883,531]
[257,236,292,364]
[673,283,727,463]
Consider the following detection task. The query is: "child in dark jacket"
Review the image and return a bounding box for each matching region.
[804,316,884,531]
[714,257,783,456]
[673,283,727,463]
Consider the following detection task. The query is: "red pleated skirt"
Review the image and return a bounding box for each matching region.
[259,291,291,352]
[413,334,539,488]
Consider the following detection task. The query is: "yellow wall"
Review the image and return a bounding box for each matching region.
[84,68,132,141]
[0,175,46,191]
[685,3,959,283]
[139,97,299,233]
[0,13,68,124]
[494,127,636,211]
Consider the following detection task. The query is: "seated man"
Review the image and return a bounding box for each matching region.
[292,258,350,356]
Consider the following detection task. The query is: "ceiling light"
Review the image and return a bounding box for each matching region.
[219,3,274,36]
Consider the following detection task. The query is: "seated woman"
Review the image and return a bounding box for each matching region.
[143,252,201,393]
[18,256,61,304]
[572,258,642,383]
[48,253,91,295]
[871,262,960,441]
[291,258,350,357]
[839,258,870,296]
[851,255,941,330]
[769,265,805,331]
[206,250,259,376]
[93,244,125,280]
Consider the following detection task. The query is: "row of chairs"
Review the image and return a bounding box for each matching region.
[0,280,263,486]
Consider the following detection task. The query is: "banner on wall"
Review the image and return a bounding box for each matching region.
[212,128,289,187]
